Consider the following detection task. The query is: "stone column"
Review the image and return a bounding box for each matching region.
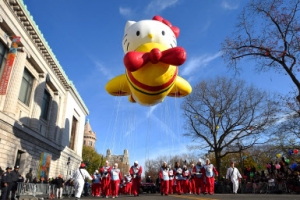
[47,91,59,141]
[29,73,46,132]
[3,51,27,117]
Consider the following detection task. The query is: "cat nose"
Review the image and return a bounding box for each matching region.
[148,33,153,39]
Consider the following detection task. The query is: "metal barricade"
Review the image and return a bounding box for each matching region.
[17,183,50,200]
[63,185,74,198]
[17,183,74,200]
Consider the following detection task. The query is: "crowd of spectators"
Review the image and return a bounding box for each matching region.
[237,158,300,193]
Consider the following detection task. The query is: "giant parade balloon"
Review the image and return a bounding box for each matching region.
[105,16,192,106]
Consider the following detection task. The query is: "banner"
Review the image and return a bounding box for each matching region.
[0,36,21,95]
[37,152,52,179]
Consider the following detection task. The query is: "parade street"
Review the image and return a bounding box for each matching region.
[58,193,300,200]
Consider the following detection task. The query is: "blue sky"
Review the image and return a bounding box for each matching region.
[22,0,293,169]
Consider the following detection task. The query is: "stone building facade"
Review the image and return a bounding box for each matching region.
[0,0,89,178]
[83,119,96,148]
[106,149,130,176]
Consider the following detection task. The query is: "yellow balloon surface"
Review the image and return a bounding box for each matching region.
[105,16,192,106]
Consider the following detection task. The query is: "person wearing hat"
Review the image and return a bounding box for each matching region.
[193,159,204,195]
[1,167,12,200]
[226,161,242,194]
[110,163,122,198]
[71,162,92,200]
[100,160,111,198]
[189,164,196,194]
[159,161,169,196]
[174,161,183,195]
[182,165,190,194]
[10,166,20,200]
[168,165,174,194]
[124,174,132,195]
[91,170,101,197]
[201,159,218,195]
[129,161,142,196]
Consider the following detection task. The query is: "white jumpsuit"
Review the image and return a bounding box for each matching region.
[226,167,242,193]
[72,168,93,199]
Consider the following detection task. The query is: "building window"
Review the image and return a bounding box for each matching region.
[40,90,51,120]
[69,116,78,150]
[15,150,24,167]
[18,68,34,106]
[88,141,92,146]
[0,41,8,72]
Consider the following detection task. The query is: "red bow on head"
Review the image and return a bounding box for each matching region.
[124,47,186,72]
[152,16,180,38]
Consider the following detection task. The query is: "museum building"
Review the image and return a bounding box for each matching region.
[0,0,89,178]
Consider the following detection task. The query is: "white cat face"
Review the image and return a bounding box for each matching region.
[122,19,177,53]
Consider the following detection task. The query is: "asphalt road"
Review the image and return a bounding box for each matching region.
[58,193,300,200]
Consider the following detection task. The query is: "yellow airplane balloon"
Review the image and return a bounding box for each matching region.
[105,16,192,106]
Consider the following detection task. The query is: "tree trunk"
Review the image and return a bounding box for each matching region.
[215,150,222,181]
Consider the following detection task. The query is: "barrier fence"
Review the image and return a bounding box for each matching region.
[16,183,74,200]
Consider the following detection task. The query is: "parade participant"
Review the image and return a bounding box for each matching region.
[168,165,174,194]
[193,159,204,195]
[92,170,101,197]
[100,161,112,198]
[110,163,122,198]
[125,174,132,195]
[130,161,142,196]
[174,162,183,195]
[10,166,20,200]
[119,178,126,195]
[226,161,242,194]
[72,162,93,200]
[189,164,196,194]
[182,165,190,194]
[159,161,169,196]
[201,159,218,195]
[1,167,12,200]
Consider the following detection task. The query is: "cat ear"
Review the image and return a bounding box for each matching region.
[125,21,135,32]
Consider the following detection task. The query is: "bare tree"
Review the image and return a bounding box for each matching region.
[222,0,300,102]
[273,90,300,140]
[144,154,198,181]
[181,76,279,177]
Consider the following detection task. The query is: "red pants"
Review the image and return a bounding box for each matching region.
[204,177,215,194]
[175,180,183,194]
[160,180,169,195]
[101,177,111,196]
[194,177,204,194]
[132,178,140,196]
[182,179,189,193]
[169,179,174,194]
[110,180,120,197]
[189,179,195,194]
[92,183,101,196]
[125,182,132,194]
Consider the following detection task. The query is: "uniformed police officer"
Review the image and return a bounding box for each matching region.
[1,167,12,200]
[10,166,20,200]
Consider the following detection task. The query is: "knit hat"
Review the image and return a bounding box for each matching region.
[80,163,86,168]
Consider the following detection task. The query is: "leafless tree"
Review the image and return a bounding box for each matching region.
[222,0,300,102]
[181,76,280,177]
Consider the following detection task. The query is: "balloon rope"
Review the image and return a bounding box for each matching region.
[145,107,151,164]
[101,96,119,153]
[111,95,122,154]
